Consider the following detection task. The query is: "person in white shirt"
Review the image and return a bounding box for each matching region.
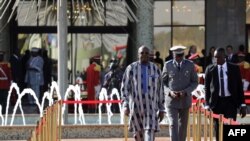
[204,47,246,141]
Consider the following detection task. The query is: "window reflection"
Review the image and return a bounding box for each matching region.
[17,1,129,26]
[154,1,171,25]
[17,1,38,26]
[173,1,204,25]
[173,26,205,54]
[18,1,71,26]
[154,27,171,60]
[18,33,128,116]
[154,0,205,61]
[105,1,128,26]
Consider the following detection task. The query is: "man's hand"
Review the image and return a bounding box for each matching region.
[240,106,247,118]
[179,91,187,98]
[158,111,165,122]
[169,91,186,98]
[169,91,179,98]
[124,108,130,116]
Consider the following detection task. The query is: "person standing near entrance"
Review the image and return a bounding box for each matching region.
[162,45,198,141]
[204,47,247,141]
[0,51,12,114]
[25,47,44,105]
[121,45,165,141]
[86,56,101,113]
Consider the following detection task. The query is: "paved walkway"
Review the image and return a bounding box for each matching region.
[4,137,170,141]
[62,138,170,141]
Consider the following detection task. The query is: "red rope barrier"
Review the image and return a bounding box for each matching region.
[245,99,250,104]
[192,99,205,104]
[191,98,241,125]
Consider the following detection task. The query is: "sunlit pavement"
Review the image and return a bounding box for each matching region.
[61,138,170,141]
[4,137,170,141]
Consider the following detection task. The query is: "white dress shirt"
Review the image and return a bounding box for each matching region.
[217,62,231,97]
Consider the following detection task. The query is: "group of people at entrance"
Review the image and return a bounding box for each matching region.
[0,47,52,114]
[121,45,247,141]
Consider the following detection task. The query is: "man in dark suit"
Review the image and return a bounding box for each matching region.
[204,48,247,141]
[226,45,238,64]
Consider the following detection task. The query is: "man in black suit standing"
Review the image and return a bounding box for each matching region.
[226,45,238,64]
[204,48,247,141]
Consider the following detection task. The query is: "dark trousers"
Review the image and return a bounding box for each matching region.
[212,97,237,141]
[0,89,8,114]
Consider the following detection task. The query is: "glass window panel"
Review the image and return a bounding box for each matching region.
[101,34,128,68]
[154,27,171,60]
[173,26,205,55]
[38,1,71,26]
[247,0,250,24]
[73,33,128,116]
[74,34,102,72]
[18,33,72,82]
[105,1,128,26]
[154,1,171,25]
[18,1,72,26]
[173,1,204,25]
[17,1,38,26]
[73,2,104,26]
[74,33,128,78]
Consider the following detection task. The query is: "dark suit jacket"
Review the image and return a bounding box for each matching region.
[9,54,21,83]
[204,62,245,109]
[226,54,238,64]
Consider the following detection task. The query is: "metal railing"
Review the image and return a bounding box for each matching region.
[27,101,62,141]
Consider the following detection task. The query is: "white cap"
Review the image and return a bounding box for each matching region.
[170,45,186,54]
[31,47,39,52]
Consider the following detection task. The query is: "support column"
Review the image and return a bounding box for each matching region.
[136,0,154,49]
[206,0,245,52]
[57,0,68,123]
[127,0,154,64]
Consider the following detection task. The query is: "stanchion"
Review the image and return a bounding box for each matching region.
[49,107,52,141]
[219,114,223,141]
[209,110,213,141]
[58,100,62,141]
[43,109,47,141]
[187,109,190,141]
[36,120,41,141]
[192,105,197,141]
[204,110,208,141]
[51,105,55,141]
[27,101,62,141]
[54,102,58,141]
[53,103,57,141]
[32,130,36,141]
[197,100,201,141]
[124,115,128,141]
[228,118,233,125]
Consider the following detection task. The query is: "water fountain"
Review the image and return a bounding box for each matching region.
[0,81,136,140]
[3,78,247,140]
[1,81,121,126]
